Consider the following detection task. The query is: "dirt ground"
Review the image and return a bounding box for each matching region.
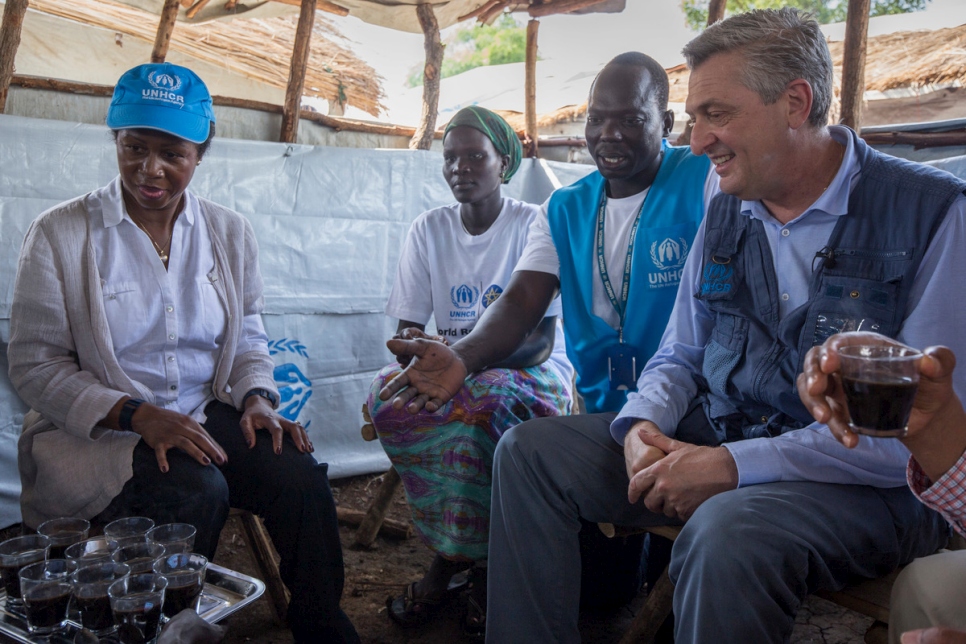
[0,472,875,643]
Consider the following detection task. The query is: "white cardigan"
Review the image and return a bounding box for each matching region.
[8,189,278,528]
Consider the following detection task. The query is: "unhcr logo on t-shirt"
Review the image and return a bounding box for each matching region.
[648,237,689,289]
[142,71,185,106]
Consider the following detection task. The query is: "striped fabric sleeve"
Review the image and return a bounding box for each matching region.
[907,451,966,538]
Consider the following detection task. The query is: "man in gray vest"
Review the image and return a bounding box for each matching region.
[382,7,966,643]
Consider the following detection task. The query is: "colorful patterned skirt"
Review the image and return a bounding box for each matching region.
[367,362,571,562]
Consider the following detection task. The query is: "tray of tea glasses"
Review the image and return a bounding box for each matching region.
[0,563,265,643]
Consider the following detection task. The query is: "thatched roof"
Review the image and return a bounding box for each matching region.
[543,24,966,125]
[828,23,966,92]
[28,0,386,116]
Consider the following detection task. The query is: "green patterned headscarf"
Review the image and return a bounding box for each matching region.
[444,106,523,184]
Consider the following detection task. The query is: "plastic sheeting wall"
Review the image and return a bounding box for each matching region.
[0,114,595,529]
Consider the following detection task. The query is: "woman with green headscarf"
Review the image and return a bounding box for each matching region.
[366,106,573,637]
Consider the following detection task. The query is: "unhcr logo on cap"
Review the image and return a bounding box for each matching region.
[143,70,185,106]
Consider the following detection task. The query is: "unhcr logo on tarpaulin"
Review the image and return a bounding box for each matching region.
[269,338,312,427]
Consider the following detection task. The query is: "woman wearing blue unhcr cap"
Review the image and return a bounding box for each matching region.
[7,63,359,643]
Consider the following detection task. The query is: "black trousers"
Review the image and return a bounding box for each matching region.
[95,401,359,643]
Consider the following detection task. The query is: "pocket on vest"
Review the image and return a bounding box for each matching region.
[806,273,902,345]
[703,313,748,399]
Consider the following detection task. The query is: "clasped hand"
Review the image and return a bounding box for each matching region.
[379,332,467,414]
[624,421,738,521]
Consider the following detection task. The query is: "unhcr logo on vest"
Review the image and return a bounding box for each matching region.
[648,237,689,289]
[143,71,185,106]
[700,262,735,295]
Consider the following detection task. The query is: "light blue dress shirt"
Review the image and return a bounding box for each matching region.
[611,125,966,488]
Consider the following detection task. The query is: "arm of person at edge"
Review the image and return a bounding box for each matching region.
[225,219,311,458]
[798,331,966,535]
[901,628,966,644]
[379,269,559,414]
[612,195,966,521]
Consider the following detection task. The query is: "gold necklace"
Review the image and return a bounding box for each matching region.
[131,217,173,262]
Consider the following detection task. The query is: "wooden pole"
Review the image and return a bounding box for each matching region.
[151,0,182,63]
[707,0,726,24]
[0,0,28,113]
[840,0,871,132]
[525,18,539,158]
[676,1,726,147]
[279,0,317,143]
[410,2,442,151]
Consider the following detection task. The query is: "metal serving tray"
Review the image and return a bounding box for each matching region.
[0,563,265,643]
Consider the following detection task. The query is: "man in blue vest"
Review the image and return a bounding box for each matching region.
[383,8,966,644]
[381,51,714,628]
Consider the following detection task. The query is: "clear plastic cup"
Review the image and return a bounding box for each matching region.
[111,542,166,575]
[19,559,71,635]
[37,517,90,560]
[146,523,197,555]
[109,573,168,644]
[152,553,208,618]
[0,534,50,612]
[65,537,119,572]
[71,562,131,636]
[104,517,155,543]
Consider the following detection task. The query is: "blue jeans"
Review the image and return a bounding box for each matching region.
[486,412,947,644]
[94,401,359,644]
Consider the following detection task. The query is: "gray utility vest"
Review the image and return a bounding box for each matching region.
[694,129,966,443]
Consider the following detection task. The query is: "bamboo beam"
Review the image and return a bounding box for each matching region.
[840,0,871,131]
[279,0,316,143]
[410,2,442,151]
[525,18,539,157]
[676,0,725,147]
[528,0,608,18]
[458,0,502,22]
[0,0,28,113]
[479,1,510,23]
[268,0,349,16]
[185,0,211,20]
[151,0,182,63]
[707,0,726,24]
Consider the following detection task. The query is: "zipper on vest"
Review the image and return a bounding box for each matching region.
[831,248,911,261]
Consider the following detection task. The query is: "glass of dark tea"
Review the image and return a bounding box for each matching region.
[152,553,207,619]
[0,534,50,613]
[112,542,167,575]
[19,559,71,636]
[37,518,90,560]
[109,573,168,644]
[66,537,119,572]
[838,344,923,437]
[71,562,130,636]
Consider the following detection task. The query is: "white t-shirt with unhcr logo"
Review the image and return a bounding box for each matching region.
[386,197,572,384]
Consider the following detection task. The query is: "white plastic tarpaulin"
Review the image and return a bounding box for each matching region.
[0,114,594,529]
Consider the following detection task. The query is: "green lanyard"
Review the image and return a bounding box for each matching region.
[595,188,646,344]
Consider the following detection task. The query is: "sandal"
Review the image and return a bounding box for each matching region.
[461,566,487,640]
[386,574,468,628]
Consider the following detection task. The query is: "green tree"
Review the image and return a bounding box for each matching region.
[680,0,930,31]
[407,13,529,88]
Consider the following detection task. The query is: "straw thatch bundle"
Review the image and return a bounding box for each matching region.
[546,25,966,127]
[828,24,966,92]
[28,0,386,116]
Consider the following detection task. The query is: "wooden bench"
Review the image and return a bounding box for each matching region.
[600,524,966,644]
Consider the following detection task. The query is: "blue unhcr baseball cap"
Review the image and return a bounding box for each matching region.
[106,63,215,144]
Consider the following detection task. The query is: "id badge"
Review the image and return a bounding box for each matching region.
[607,344,638,391]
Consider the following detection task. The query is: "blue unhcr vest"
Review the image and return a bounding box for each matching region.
[548,142,710,413]
[695,128,966,442]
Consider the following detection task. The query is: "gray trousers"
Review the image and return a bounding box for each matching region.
[487,412,948,644]
[889,550,966,643]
